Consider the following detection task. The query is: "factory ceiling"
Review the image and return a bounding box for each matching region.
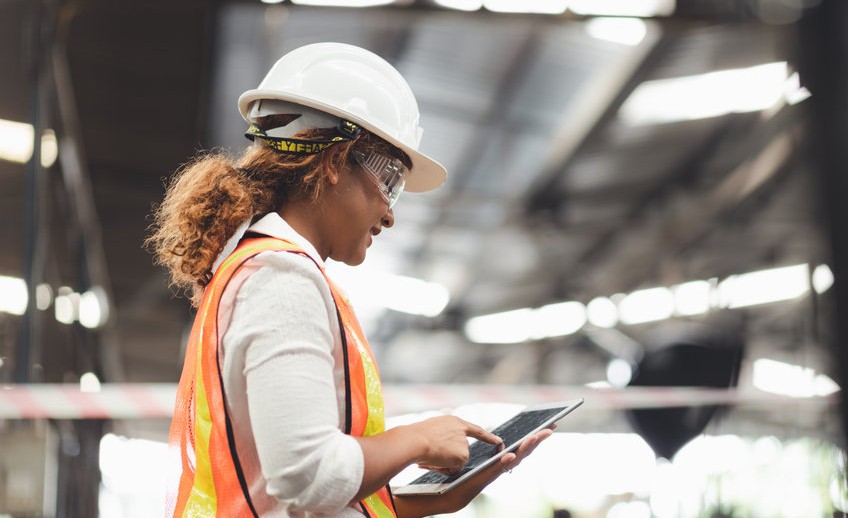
[0,0,841,441]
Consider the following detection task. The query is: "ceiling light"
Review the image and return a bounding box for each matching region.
[36,283,53,310]
[483,0,567,14]
[433,0,483,10]
[0,119,59,167]
[585,17,648,46]
[569,0,675,17]
[291,0,397,6]
[463,262,827,343]
[532,301,587,339]
[0,275,27,316]
[586,296,618,328]
[80,372,102,393]
[465,301,587,344]
[753,358,840,398]
[40,129,58,168]
[0,119,33,163]
[619,62,789,126]
[672,280,711,316]
[327,264,450,317]
[784,72,811,105]
[618,286,674,325]
[718,263,809,309]
[606,358,633,387]
[79,286,110,328]
[54,287,80,325]
[812,263,834,294]
[464,308,534,344]
[378,274,450,317]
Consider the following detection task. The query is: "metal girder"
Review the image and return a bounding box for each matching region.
[795,0,848,452]
[575,109,803,297]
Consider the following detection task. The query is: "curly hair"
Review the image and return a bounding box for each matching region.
[145,128,410,306]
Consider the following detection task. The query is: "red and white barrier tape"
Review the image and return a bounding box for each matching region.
[0,383,837,419]
[382,384,838,415]
[0,383,176,419]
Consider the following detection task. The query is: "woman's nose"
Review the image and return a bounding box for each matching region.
[382,207,394,228]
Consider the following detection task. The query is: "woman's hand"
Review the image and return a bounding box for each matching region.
[410,415,503,472]
[493,424,554,473]
[394,425,556,518]
[352,415,502,503]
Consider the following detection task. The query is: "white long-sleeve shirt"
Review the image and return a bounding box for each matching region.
[216,212,367,517]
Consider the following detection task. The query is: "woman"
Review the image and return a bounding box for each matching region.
[147,42,552,518]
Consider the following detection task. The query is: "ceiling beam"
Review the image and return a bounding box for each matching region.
[577,112,803,296]
[523,26,671,215]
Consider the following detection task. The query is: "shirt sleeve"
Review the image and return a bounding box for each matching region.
[226,251,364,515]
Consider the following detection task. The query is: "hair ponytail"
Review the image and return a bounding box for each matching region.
[145,148,270,304]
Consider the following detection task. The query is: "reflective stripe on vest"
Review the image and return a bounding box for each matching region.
[167,237,397,517]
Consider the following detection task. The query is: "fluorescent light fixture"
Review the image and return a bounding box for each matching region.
[463,262,828,344]
[718,263,809,309]
[0,119,58,167]
[465,301,586,344]
[261,0,285,3]
[41,129,58,168]
[80,371,101,393]
[585,17,648,46]
[465,307,535,344]
[812,264,834,294]
[753,358,840,398]
[619,62,789,126]
[569,0,675,17]
[54,287,78,325]
[36,283,53,310]
[784,71,811,105]
[0,275,28,315]
[533,301,587,339]
[618,286,674,325]
[0,119,33,163]
[606,358,633,387]
[291,0,396,6]
[484,0,567,14]
[79,286,109,328]
[328,265,450,317]
[434,0,483,10]
[586,297,618,328]
[378,274,450,317]
[672,280,711,316]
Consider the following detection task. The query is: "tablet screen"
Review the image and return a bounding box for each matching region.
[407,405,570,486]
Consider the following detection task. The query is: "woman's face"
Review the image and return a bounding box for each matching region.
[323,161,394,266]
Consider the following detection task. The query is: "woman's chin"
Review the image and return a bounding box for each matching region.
[339,250,367,267]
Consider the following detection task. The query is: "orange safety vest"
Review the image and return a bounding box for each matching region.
[167,236,397,518]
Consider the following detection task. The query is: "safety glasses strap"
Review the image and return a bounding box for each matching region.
[244,119,362,155]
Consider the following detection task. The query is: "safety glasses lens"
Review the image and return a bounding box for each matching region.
[353,151,407,208]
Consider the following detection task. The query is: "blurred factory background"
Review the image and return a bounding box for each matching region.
[1,0,847,516]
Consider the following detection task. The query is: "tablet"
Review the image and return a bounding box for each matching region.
[392,398,584,495]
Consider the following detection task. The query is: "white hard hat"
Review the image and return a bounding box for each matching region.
[238,42,447,193]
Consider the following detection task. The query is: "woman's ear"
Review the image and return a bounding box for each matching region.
[326,165,341,186]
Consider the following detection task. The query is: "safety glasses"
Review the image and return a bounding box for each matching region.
[352,150,407,209]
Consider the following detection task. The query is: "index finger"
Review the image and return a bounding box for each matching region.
[463,421,503,447]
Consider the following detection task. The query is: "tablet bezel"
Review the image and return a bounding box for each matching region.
[391,398,584,496]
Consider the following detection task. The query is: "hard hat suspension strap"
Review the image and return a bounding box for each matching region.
[244,119,362,156]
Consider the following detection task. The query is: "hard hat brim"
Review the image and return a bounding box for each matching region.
[239,89,447,193]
